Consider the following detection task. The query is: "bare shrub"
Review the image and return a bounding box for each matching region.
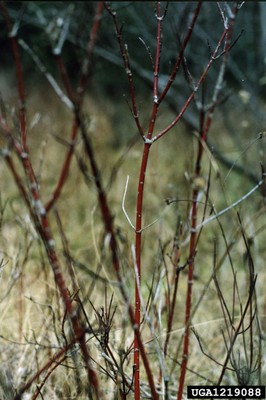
[0,2,265,399]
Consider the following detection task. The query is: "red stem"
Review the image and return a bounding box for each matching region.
[0,2,102,394]
[45,121,78,212]
[158,0,203,105]
[177,8,238,397]
[106,4,163,398]
[76,1,105,102]
[14,325,90,400]
[133,3,166,397]
[45,1,104,212]
[105,4,144,138]
[153,28,227,143]
[177,188,198,400]
[163,245,181,361]
[0,2,27,149]
[45,15,156,394]
[134,142,152,399]
[80,119,159,399]
[4,148,101,397]
[153,2,162,104]
[55,55,76,102]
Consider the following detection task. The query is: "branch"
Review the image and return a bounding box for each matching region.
[193,174,265,232]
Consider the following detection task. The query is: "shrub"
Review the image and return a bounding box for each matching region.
[0,2,265,399]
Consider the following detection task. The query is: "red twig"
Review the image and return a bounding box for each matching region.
[105,4,144,138]
[14,326,89,400]
[45,121,78,212]
[153,28,227,144]
[45,1,105,212]
[1,142,101,398]
[47,4,159,396]
[177,189,198,400]
[0,2,27,149]
[80,120,159,400]
[158,1,202,105]
[177,5,239,398]
[105,4,163,399]
[0,3,102,396]
[133,3,165,397]
[107,2,216,398]
[163,234,182,361]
